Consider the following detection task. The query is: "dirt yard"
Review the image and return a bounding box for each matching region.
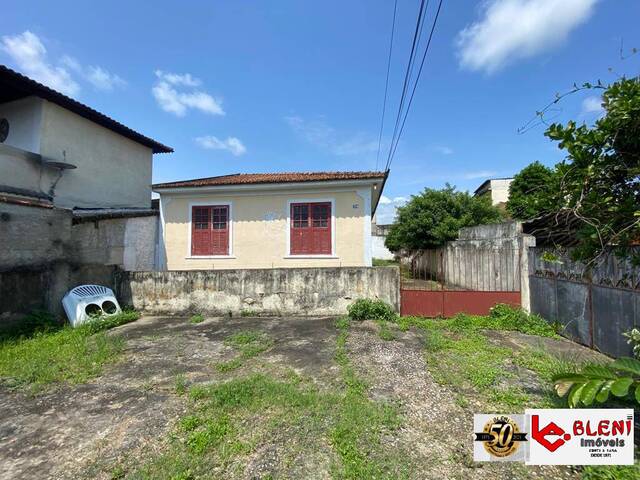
[0,315,616,479]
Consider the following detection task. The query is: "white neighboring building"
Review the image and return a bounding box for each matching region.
[371,222,395,260]
[473,178,513,207]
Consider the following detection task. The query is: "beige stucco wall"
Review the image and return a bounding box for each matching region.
[161,188,371,270]
[0,97,154,208]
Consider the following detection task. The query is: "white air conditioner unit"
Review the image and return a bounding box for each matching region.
[62,285,121,327]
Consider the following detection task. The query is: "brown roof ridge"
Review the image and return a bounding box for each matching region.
[153,170,387,189]
[0,65,172,154]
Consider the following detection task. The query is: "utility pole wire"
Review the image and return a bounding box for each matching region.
[375,0,399,172]
[384,0,428,172]
[387,0,444,169]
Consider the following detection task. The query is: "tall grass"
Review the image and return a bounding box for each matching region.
[0,310,139,391]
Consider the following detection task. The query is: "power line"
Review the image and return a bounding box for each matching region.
[386,0,444,169]
[384,0,428,173]
[374,0,398,172]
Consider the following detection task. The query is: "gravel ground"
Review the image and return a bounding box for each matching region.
[0,315,603,479]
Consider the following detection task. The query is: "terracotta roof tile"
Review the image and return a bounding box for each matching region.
[153,171,387,189]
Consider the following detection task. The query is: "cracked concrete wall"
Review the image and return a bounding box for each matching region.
[71,216,157,271]
[0,201,156,321]
[117,267,400,317]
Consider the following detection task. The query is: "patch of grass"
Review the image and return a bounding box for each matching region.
[372,258,398,267]
[189,314,205,324]
[213,330,274,373]
[581,461,640,480]
[239,309,257,317]
[488,386,530,410]
[125,317,411,478]
[214,358,242,373]
[0,310,139,391]
[174,374,187,395]
[0,310,61,341]
[377,320,396,341]
[332,316,408,478]
[400,310,569,411]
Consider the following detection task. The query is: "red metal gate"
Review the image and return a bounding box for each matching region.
[400,289,521,317]
[400,247,522,317]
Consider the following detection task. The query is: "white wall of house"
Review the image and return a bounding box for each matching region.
[0,97,43,152]
[0,97,154,209]
[488,179,512,205]
[372,235,395,260]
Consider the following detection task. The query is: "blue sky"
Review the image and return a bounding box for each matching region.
[2,0,638,222]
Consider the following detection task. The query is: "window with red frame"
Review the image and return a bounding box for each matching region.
[290,202,331,255]
[191,205,229,256]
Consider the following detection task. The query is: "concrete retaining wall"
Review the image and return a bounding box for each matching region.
[0,199,157,320]
[116,267,400,317]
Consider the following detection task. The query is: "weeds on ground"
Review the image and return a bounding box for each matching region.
[174,374,187,395]
[581,461,640,480]
[347,299,397,323]
[0,309,139,392]
[214,330,274,372]
[189,314,205,324]
[127,318,408,479]
[239,309,257,317]
[397,306,571,411]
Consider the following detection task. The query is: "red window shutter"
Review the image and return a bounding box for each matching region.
[210,206,229,255]
[192,206,212,255]
[191,205,229,256]
[290,202,331,255]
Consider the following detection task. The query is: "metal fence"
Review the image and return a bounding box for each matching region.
[402,246,521,292]
[529,247,640,358]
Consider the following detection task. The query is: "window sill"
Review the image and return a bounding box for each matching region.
[284,255,339,259]
[186,255,236,259]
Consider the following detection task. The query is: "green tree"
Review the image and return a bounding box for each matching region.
[506,161,562,220]
[385,185,504,252]
[545,76,640,262]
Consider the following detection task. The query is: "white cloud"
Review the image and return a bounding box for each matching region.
[1,31,125,96]
[153,70,224,117]
[86,66,126,91]
[434,145,454,155]
[378,195,392,205]
[155,70,201,87]
[284,115,378,156]
[392,196,408,203]
[195,135,246,156]
[581,95,604,115]
[457,0,598,74]
[1,31,80,96]
[62,56,125,91]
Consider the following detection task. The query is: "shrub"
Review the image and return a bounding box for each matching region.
[190,314,205,324]
[553,357,640,406]
[347,299,397,322]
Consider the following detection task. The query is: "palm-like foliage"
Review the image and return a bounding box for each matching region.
[553,357,640,407]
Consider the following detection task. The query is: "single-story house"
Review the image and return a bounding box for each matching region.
[153,171,388,270]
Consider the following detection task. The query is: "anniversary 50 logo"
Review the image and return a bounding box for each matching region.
[474,409,635,465]
[473,414,528,462]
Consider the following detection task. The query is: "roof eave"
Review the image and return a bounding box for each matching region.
[153,177,386,194]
